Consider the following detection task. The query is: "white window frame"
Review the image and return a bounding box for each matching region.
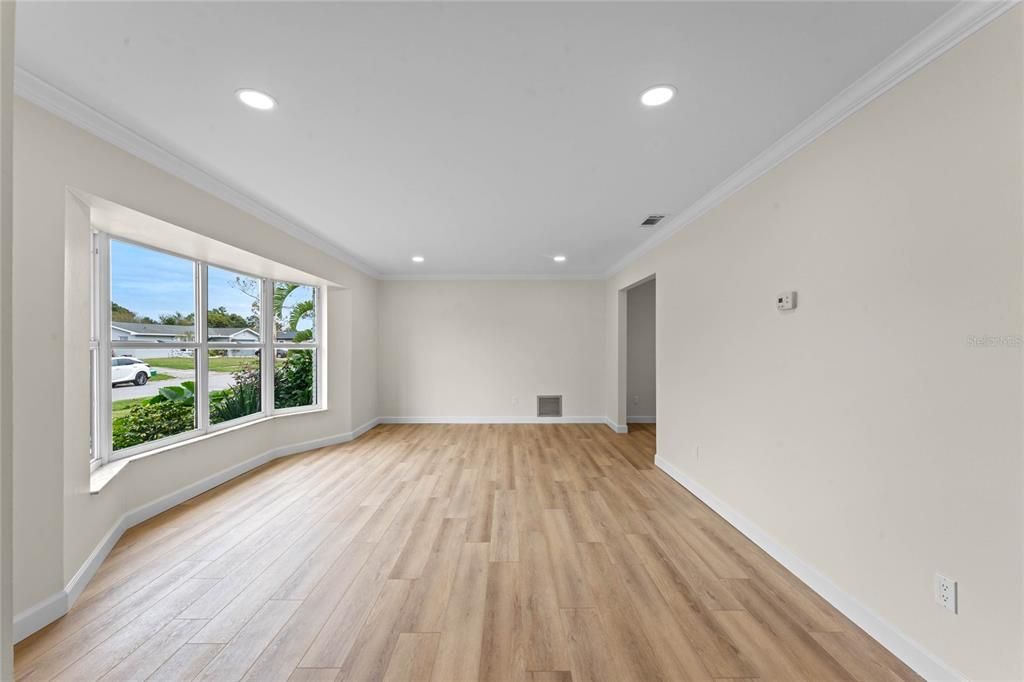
[92,231,324,469]
[267,277,322,415]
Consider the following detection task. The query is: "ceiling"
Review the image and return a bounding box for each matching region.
[15,1,954,278]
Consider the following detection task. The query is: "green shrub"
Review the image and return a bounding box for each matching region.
[113,400,194,450]
[211,366,262,424]
[274,349,313,408]
[149,380,195,406]
[111,354,313,450]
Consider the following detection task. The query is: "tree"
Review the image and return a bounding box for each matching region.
[227,278,313,340]
[206,306,251,329]
[111,301,137,323]
[111,301,155,324]
[230,276,262,331]
[273,283,314,343]
[158,311,195,326]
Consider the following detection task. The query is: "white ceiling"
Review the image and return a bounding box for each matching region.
[15,1,954,278]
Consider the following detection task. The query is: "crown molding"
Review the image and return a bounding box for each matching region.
[13,67,380,278]
[378,272,604,282]
[604,0,1019,278]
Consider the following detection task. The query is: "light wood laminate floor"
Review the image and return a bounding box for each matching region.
[15,423,919,681]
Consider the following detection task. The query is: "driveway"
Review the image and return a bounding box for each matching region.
[112,369,236,400]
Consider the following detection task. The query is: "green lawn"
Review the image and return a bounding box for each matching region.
[112,396,148,420]
[150,372,174,382]
[147,356,259,372]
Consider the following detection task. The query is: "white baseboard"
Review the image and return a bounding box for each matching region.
[602,417,629,433]
[380,416,608,425]
[654,454,965,682]
[350,417,381,439]
[379,416,633,437]
[13,418,382,643]
[12,591,66,645]
[627,416,656,424]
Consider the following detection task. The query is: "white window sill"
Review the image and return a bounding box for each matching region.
[90,407,325,494]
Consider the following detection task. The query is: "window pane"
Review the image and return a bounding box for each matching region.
[209,350,261,425]
[110,240,196,344]
[274,348,316,409]
[273,282,315,343]
[111,349,196,451]
[207,266,261,344]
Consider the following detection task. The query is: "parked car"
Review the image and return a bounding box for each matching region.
[111,356,157,386]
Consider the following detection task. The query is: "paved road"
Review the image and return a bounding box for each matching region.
[112,370,235,401]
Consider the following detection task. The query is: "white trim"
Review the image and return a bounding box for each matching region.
[626,416,656,424]
[195,263,209,435]
[605,0,1018,278]
[12,591,66,648]
[14,417,382,643]
[14,68,378,279]
[654,454,966,682]
[603,417,629,434]
[350,417,380,440]
[206,410,265,435]
[380,416,608,425]
[378,273,604,282]
[94,232,112,465]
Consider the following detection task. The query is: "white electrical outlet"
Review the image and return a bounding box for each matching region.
[934,573,957,614]
[512,397,519,408]
[776,291,797,312]
[632,395,640,405]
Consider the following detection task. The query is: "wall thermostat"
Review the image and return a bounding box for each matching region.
[776,291,797,312]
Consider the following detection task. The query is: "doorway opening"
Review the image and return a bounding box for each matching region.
[626,277,655,436]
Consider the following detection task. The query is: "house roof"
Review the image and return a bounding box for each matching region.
[112,322,257,337]
[211,327,259,338]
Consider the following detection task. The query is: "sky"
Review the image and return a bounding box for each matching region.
[110,240,313,329]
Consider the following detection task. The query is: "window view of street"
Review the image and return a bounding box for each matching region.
[103,242,321,452]
[111,351,197,450]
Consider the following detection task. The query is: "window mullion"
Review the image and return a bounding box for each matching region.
[111,341,203,349]
[97,232,112,465]
[262,278,273,416]
[317,285,324,408]
[195,262,209,433]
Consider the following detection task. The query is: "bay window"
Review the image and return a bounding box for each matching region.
[90,232,324,467]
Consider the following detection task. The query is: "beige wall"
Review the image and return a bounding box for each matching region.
[0,1,14,674]
[626,278,655,420]
[12,97,379,616]
[606,10,1023,679]
[378,280,604,419]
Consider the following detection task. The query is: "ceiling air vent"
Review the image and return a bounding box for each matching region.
[640,215,666,227]
[537,395,563,418]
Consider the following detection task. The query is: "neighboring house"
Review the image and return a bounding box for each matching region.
[111,322,260,357]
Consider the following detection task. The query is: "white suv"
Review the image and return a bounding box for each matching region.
[112,356,157,386]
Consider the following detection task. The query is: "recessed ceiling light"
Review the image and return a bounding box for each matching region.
[411,255,425,263]
[553,255,567,263]
[236,89,276,111]
[640,85,675,107]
